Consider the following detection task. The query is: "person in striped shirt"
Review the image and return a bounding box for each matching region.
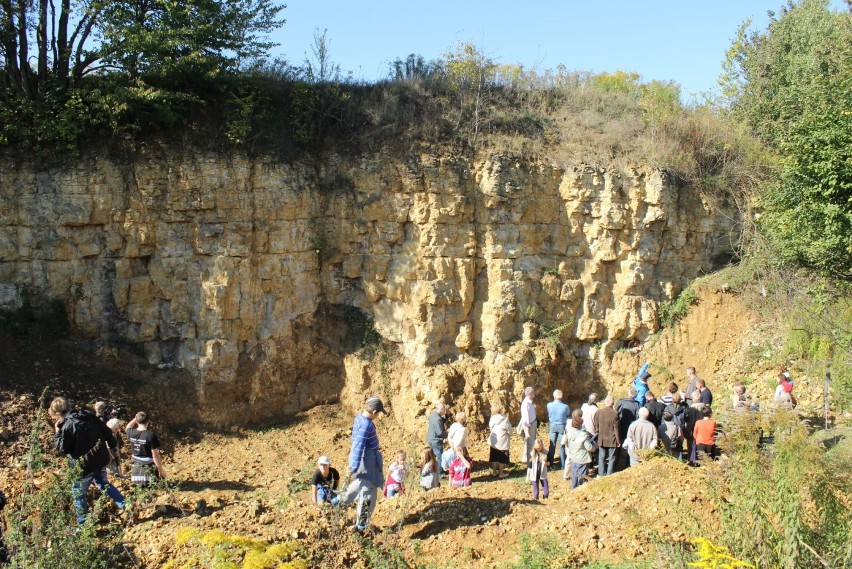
[341,396,386,532]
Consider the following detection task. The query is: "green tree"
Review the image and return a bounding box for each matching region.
[97,0,285,81]
[720,0,852,278]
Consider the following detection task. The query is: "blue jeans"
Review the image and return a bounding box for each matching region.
[342,479,378,530]
[429,442,444,475]
[317,486,339,505]
[72,469,125,524]
[571,462,589,489]
[547,424,566,468]
[598,446,617,476]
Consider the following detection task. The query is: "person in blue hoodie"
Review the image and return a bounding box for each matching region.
[341,396,386,532]
[633,363,651,406]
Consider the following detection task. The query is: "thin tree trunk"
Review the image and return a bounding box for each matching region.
[37,0,48,95]
[1,0,23,92]
[56,0,69,89]
[16,0,30,96]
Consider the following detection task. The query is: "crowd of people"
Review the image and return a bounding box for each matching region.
[47,397,166,524]
[311,363,798,532]
[49,363,797,532]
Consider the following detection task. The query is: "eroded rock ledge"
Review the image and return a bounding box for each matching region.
[0,151,737,426]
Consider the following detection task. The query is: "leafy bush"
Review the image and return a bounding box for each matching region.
[712,411,851,568]
[658,287,698,329]
[5,411,126,568]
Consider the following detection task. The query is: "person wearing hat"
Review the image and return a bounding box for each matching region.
[633,362,651,406]
[342,396,386,531]
[311,456,340,505]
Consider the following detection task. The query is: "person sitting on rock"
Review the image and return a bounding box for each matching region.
[731,381,757,411]
[774,373,797,409]
[311,456,340,505]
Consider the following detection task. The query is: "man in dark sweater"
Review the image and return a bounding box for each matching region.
[49,396,125,524]
[593,395,620,476]
[426,403,448,473]
[615,387,641,471]
[644,392,666,427]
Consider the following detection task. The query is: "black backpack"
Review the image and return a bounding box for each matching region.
[63,410,111,472]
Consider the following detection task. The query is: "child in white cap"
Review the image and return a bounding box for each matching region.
[311,456,340,505]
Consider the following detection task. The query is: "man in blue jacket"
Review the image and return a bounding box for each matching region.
[342,396,386,532]
[426,403,448,474]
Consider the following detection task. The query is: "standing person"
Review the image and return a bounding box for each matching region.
[581,393,599,468]
[105,417,124,478]
[633,363,652,406]
[664,392,688,435]
[658,411,683,459]
[624,408,658,466]
[488,405,512,478]
[447,412,468,461]
[126,411,166,485]
[581,393,599,435]
[697,379,713,408]
[49,397,125,524]
[517,386,538,467]
[684,392,705,465]
[419,448,441,491]
[311,456,340,505]
[644,392,666,427]
[562,410,595,489]
[546,390,569,469]
[383,451,408,498]
[693,407,718,462]
[593,396,620,477]
[448,446,472,488]
[661,382,679,405]
[426,403,448,474]
[527,439,549,500]
[684,367,700,402]
[615,387,640,470]
[342,396,386,532]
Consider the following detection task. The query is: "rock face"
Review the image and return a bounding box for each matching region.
[0,151,738,427]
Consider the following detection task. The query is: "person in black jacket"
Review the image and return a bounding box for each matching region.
[615,387,641,471]
[49,397,125,524]
[643,392,666,427]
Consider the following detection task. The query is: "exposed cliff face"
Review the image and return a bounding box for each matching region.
[0,151,738,426]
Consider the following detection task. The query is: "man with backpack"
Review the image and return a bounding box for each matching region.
[49,397,125,524]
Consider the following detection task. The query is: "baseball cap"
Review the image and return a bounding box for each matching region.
[640,371,652,380]
[365,396,387,414]
[317,456,331,465]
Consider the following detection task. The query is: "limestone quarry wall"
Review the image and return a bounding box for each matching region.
[0,151,738,427]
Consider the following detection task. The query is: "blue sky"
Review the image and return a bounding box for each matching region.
[269,1,800,100]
